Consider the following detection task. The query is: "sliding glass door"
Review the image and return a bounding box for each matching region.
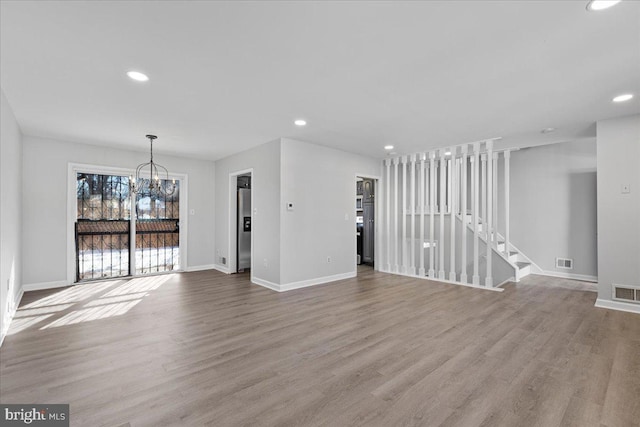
[75,172,180,282]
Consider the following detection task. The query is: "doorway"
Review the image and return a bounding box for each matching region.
[236,174,251,273]
[356,177,376,272]
[228,169,253,276]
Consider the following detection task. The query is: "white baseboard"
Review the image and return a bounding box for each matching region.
[252,277,281,291]
[539,270,598,283]
[280,272,356,292]
[252,271,357,293]
[22,280,69,292]
[381,268,504,292]
[213,264,230,274]
[1,287,24,348]
[496,277,516,288]
[595,298,640,314]
[186,264,221,273]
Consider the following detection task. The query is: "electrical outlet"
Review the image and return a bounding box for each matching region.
[327,256,331,263]
[263,258,268,267]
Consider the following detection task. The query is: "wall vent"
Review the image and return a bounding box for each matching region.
[555,258,573,269]
[612,284,640,304]
[221,257,227,265]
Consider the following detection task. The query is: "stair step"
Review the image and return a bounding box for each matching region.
[516,261,530,269]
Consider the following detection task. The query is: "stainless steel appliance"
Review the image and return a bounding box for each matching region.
[237,187,251,271]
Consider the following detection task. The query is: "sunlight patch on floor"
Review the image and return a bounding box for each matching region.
[34,274,175,330]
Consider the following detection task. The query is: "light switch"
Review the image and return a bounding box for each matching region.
[622,184,631,194]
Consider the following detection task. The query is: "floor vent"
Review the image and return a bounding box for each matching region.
[612,284,640,304]
[555,258,573,269]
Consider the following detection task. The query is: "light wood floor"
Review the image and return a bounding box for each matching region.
[1,269,638,427]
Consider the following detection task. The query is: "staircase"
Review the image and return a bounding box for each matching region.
[381,139,540,290]
[461,213,536,282]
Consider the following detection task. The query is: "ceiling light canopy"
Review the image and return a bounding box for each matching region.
[541,127,556,134]
[127,71,149,82]
[294,119,307,126]
[586,0,622,11]
[612,94,633,102]
[384,145,394,150]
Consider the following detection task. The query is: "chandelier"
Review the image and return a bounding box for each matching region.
[129,134,176,196]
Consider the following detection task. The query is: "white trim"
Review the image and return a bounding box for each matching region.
[185,264,218,273]
[495,277,516,288]
[251,277,281,291]
[595,298,640,314]
[22,280,69,292]
[391,270,504,293]
[212,264,231,274]
[538,270,598,283]
[67,162,188,284]
[252,272,357,292]
[0,288,24,348]
[280,271,356,292]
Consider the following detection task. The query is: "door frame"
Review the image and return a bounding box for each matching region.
[355,173,380,272]
[228,168,254,281]
[67,162,188,285]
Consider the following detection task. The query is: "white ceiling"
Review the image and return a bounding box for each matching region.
[1,1,639,160]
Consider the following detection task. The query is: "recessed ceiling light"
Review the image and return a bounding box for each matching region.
[127,71,149,82]
[444,151,452,156]
[586,0,622,11]
[541,127,556,134]
[384,145,394,150]
[294,119,307,126]
[612,94,633,103]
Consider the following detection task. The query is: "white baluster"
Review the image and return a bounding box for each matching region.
[428,151,436,278]
[401,156,408,274]
[409,154,416,275]
[472,142,480,286]
[419,153,426,276]
[449,148,457,282]
[485,140,494,288]
[504,150,511,256]
[492,152,498,245]
[460,145,468,284]
[385,159,391,272]
[393,157,400,272]
[438,149,446,280]
[481,153,487,239]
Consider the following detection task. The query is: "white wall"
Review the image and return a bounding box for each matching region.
[279,139,380,286]
[499,140,598,278]
[21,136,215,286]
[1,90,23,342]
[214,139,281,284]
[596,114,640,305]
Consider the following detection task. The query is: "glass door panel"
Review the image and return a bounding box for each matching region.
[134,179,180,274]
[76,173,131,281]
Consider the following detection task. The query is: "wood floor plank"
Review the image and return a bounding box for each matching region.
[1,269,638,427]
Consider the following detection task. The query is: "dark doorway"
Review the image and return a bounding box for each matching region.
[356,177,375,268]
